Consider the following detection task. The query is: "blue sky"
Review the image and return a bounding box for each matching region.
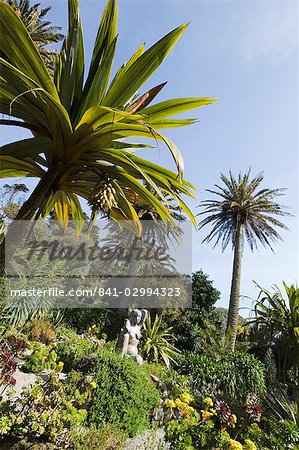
[1,0,298,313]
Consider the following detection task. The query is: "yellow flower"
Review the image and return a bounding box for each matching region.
[250,423,260,430]
[181,405,195,416]
[244,439,257,450]
[232,414,237,424]
[203,397,213,407]
[165,399,176,409]
[89,381,97,389]
[175,398,185,408]
[228,439,243,450]
[180,392,193,404]
[201,409,214,420]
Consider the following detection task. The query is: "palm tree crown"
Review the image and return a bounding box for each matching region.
[198,170,290,252]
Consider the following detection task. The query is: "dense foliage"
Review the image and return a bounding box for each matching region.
[249,283,299,387]
[159,270,223,354]
[177,352,266,403]
[165,394,299,450]
[55,332,98,372]
[88,350,160,437]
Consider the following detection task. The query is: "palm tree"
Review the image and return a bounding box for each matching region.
[0,0,216,271]
[198,170,290,351]
[3,0,63,71]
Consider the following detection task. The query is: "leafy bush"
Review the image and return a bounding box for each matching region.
[22,342,59,373]
[166,417,231,450]
[178,352,266,403]
[0,372,87,446]
[142,362,190,400]
[56,334,97,372]
[157,271,223,354]
[72,424,126,450]
[244,418,299,450]
[165,395,299,450]
[249,283,299,388]
[165,396,234,450]
[26,318,56,344]
[88,350,160,437]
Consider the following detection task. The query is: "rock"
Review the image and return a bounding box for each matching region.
[2,369,37,401]
[122,428,170,450]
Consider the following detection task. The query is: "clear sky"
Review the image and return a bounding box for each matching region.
[1,0,298,314]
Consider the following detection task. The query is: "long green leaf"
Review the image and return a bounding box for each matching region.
[103,23,188,107]
[81,0,118,112]
[148,118,198,128]
[36,90,72,160]
[59,0,85,114]
[68,193,85,236]
[75,37,117,122]
[0,155,45,177]
[108,45,145,95]
[1,136,53,160]
[141,97,217,121]
[54,190,69,232]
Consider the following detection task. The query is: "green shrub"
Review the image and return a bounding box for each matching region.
[0,372,87,446]
[178,352,266,403]
[244,419,299,450]
[72,424,126,450]
[88,350,160,437]
[56,334,97,372]
[23,342,58,373]
[166,417,231,450]
[62,308,126,339]
[26,318,56,344]
[157,271,223,354]
[142,362,190,400]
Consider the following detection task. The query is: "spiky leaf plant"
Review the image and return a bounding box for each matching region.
[0,0,216,272]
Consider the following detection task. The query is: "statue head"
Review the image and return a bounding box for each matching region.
[129,309,142,326]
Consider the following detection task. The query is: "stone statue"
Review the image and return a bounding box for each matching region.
[117,309,148,365]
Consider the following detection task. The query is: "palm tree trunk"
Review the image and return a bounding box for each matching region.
[0,169,59,276]
[226,224,243,352]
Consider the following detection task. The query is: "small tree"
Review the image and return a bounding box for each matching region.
[158,270,222,354]
[0,183,29,221]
